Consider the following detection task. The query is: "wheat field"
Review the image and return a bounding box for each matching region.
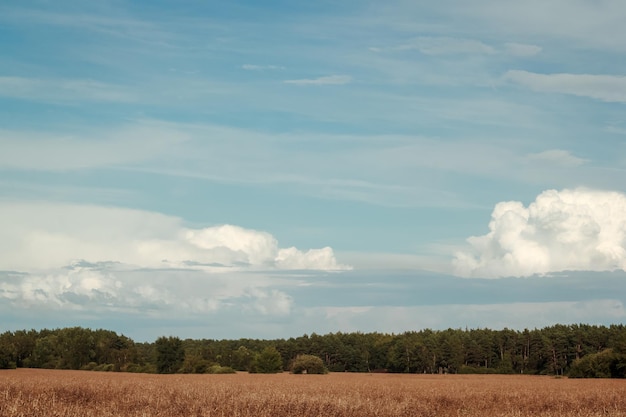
[1,369,625,416]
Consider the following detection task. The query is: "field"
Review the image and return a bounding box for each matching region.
[1,369,625,416]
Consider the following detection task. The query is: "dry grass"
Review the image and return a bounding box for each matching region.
[1,369,625,416]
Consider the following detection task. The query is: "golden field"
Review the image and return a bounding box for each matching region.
[1,369,625,416]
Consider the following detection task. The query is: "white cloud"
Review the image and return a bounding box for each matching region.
[284,75,352,85]
[396,36,496,55]
[276,247,345,270]
[185,225,279,267]
[504,42,542,57]
[454,188,626,278]
[246,289,293,315]
[0,201,349,318]
[0,264,292,317]
[504,70,626,102]
[527,149,588,167]
[0,201,350,272]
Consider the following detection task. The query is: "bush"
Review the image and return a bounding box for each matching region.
[291,354,327,374]
[82,362,98,371]
[208,365,236,374]
[94,364,115,372]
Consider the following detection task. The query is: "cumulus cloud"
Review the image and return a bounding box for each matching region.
[504,70,626,102]
[0,202,349,272]
[454,188,626,278]
[0,201,349,317]
[284,75,352,85]
[0,264,294,317]
[275,247,345,270]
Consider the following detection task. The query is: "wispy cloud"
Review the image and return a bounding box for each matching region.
[503,42,542,56]
[0,6,177,47]
[527,149,588,167]
[396,36,496,55]
[311,299,626,335]
[0,122,187,171]
[438,1,626,52]
[241,64,285,71]
[284,75,352,85]
[0,76,137,103]
[504,70,626,102]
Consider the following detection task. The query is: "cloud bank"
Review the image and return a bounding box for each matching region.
[0,202,349,273]
[2,203,346,273]
[454,188,626,278]
[0,201,350,321]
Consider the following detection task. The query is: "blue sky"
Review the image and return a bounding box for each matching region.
[1,0,626,341]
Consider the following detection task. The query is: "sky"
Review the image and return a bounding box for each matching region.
[1,0,626,342]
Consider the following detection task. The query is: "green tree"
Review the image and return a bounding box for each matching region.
[56,327,96,369]
[569,349,618,378]
[291,354,327,374]
[231,346,254,371]
[251,346,283,373]
[0,332,16,369]
[155,336,185,374]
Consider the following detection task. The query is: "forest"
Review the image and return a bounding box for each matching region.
[0,324,625,378]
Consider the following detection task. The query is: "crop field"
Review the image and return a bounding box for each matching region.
[1,369,625,417]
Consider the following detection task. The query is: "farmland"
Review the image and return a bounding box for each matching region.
[1,369,625,416]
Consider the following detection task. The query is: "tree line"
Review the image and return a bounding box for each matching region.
[1,324,625,377]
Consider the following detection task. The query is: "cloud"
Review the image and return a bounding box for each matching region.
[527,149,588,167]
[0,122,188,171]
[0,201,348,320]
[284,75,352,85]
[241,64,284,71]
[0,202,350,272]
[0,263,295,318]
[504,70,626,102]
[310,299,626,335]
[276,247,346,270]
[454,188,626,278]
[504,42,542,57]
[396,36,496,55]
[0,76,137,103]
[425,1,626,53]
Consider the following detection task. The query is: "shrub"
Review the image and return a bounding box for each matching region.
[82,362,98,371]
[208,365,236,374]
[291,354,327,374]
